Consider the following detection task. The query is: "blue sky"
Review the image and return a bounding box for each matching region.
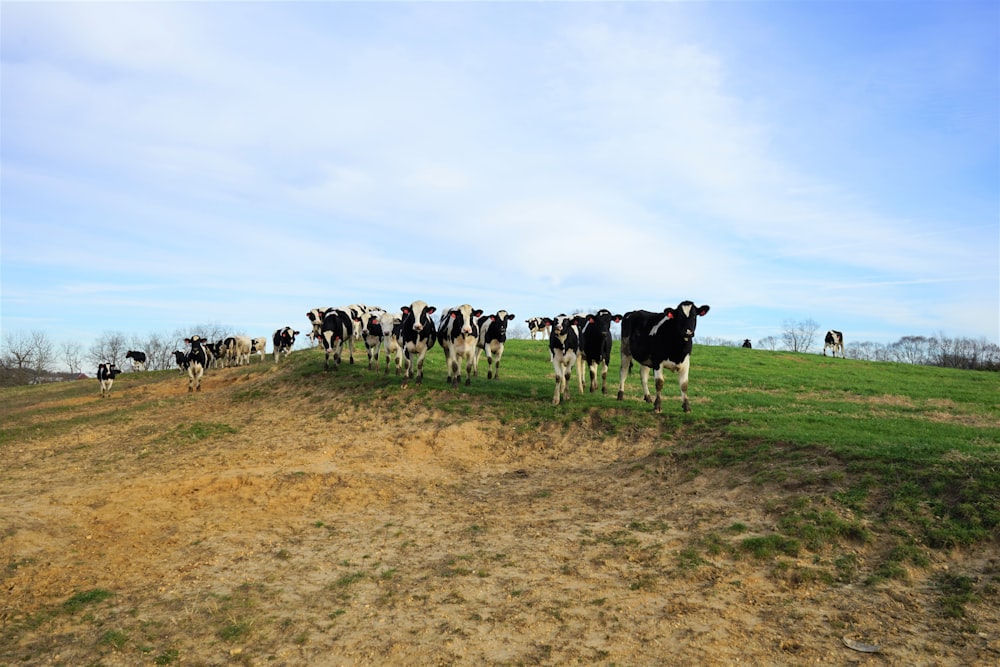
[2,1,998,358]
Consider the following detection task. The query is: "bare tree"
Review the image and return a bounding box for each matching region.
[141,332,174,371]
[781,318,819,353]
[757,336,779,351]
[29,330,55,380]
[61,340,85,375]
[1,331,35,386]
[87,331,128,369]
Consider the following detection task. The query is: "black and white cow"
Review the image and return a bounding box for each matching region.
[576,309,623,394]
[125,350,147,371]
[370,311,404,375]
[438,304,484,388]
[184,335,210,393]
[96,363,122,397]
[250,337,267,363]
[742,339,753,349]
[475,310,515,380]
[823,330,844,358]
[317,308,355,370]
[545,314,581,405]
[400,300,437,388]
[617,301,711,413]
[360,308,388,371]
[526,317,550,340]
[272,327,299,362]
[172,350,189,372]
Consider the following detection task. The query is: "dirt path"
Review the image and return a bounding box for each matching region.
[1,369,997,665]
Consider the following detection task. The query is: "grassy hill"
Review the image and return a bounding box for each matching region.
[2,339,998,664]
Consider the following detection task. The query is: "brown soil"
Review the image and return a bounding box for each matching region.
[1,365,997,666]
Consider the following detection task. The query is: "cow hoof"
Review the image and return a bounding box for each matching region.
[643,395,653,404]
[616,391,624,401]
[682,400,692,413]
[465,378,472,387]
[487,371,494,380]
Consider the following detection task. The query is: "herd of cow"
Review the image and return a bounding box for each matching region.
[97,298,845,414]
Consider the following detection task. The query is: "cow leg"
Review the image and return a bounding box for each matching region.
[589,360,599,393]
[677,359,692,412]
[617,353,632,401]
[639,366,653,403]
[600,360,609,394]
[653,370,664,413]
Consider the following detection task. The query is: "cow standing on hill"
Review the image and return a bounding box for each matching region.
[125,350,147,371]
[617,301,710,413]
[318,308,355,370]
[438,304,484,387]
[546,314,580,405]
[97,363,122,397]
[526,317,550,340]
[475,310,515,380]
[824,330,844,358]
[272,327,299,362]
[184,336,210,392]
[742,339,752,349]
[577,309,623,394]
[400,300,437,388]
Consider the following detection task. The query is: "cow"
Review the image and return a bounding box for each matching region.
[824,330,844,358]
[360,308,388,371]
[372,311,404,375]
[526,317,550,340]
[400,300,437,388]
[307,307,358,365]
[272,327,299,362]
[317,308,355,370]
[184,335,210,392]
[172,350,189,373]
[545,314,580,405]
[475,310,515,380]
[617,301,711,413]
[125,350,147,371]
[96,363,122,397]
[250,337,267,363]
[576,309,623,394]
[742,339,752,349]
[438,304,484,387]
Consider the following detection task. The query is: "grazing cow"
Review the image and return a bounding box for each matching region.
[172,350,189,373]
[824,330,844,358]
[400,300,437,388]
[318,308,355,370]
[526,317,550,340]
[272,327,299,362]
[545,314,581,405]
[617,301,711,413]
[184,335,210,392]
[125,350,147,371]
[438,304,484,387]
[250,337,267,363]
[576,309,623,394]
[96,363,121,397]
[742,339,752,349]
[475,310,516,380]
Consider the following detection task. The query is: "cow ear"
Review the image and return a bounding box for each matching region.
[507,314,515,321]
[665,310,676,320]
[613,315,622,322]
[474,309,483,317]
[698,305,710,316]
[426,306,436,314]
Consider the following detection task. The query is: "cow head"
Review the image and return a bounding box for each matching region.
[403,301,436,331]
[664,302,710,341]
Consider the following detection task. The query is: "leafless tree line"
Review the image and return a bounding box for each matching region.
[0,324,236,386]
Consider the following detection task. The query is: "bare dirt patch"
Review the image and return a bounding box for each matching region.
[2,368,997,666]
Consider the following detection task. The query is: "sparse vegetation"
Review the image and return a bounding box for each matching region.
[1,341,997,664]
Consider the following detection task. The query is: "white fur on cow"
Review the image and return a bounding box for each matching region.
[184,336,210,393]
